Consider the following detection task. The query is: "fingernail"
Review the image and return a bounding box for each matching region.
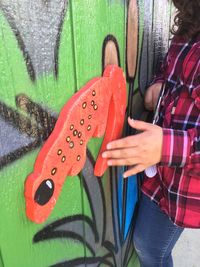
[107,160,112,166]
[123,174,127,178]
[128,116,134,122]
[107,143,111,149]
[102,152,107,158]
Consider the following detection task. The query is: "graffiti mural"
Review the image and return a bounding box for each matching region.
[0,0,173,266]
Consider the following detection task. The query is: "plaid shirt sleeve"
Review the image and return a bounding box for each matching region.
[161,127,200,177]
[161,45,200,177]
[161,128,191,167]
[161,73,200,177]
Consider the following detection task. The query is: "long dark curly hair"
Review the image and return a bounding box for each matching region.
[172,0,200,40]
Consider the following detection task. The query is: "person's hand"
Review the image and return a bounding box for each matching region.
[145,83,162,111]
[102,117,163,178]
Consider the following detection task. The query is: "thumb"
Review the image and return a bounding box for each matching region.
[128,117,151,131]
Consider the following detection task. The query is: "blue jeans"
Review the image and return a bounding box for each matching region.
[133,193,184,267]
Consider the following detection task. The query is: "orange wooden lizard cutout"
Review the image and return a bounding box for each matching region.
[24,65,126,223]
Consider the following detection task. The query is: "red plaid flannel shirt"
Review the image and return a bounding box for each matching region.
[142,35,200,228]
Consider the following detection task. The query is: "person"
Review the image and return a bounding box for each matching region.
[102,0,200,266]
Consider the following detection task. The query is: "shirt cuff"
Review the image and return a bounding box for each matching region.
[160,128,191,167]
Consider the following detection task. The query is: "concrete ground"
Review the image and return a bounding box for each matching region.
[173,229,200,267]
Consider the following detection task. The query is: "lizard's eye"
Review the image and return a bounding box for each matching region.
[34,179,54,205]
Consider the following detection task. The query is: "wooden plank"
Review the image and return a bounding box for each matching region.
[70,0,126,265]
[0,2,86,266]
